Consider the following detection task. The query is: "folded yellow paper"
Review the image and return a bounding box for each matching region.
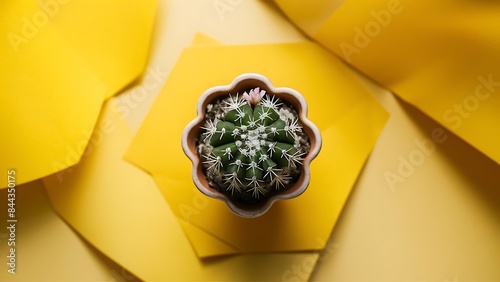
[49,0,157,98]
[0,181,117,281]
[276,0,500,164]
[43,102,319,281]
[0,0,157,187]
[125,39,388,256]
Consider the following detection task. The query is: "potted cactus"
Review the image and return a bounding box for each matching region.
[182,73,321,217]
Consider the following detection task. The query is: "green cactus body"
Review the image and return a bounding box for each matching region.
[200,88,307,203]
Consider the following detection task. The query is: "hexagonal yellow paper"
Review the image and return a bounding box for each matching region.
[125,40,388,257]
[43,102,320,282]
[276,0,500,164]
[0,0,157,187]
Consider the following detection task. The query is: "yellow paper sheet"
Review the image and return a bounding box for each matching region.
[0,181,119,281]
[125,39,388,256]
[43,102,319,281]
[310,82,500,281]
[276,0,500,164]
[49,0,157,99]
[0,0,157,187]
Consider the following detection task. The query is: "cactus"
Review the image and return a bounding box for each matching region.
[199,87,309,203]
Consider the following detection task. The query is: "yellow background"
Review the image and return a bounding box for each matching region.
[1,0,499,281]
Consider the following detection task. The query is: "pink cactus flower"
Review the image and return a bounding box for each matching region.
[243,87,266,106]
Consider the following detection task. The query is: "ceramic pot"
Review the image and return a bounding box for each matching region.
[181,73,321,217]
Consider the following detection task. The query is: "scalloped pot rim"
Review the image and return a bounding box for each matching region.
[181,73,322,218]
